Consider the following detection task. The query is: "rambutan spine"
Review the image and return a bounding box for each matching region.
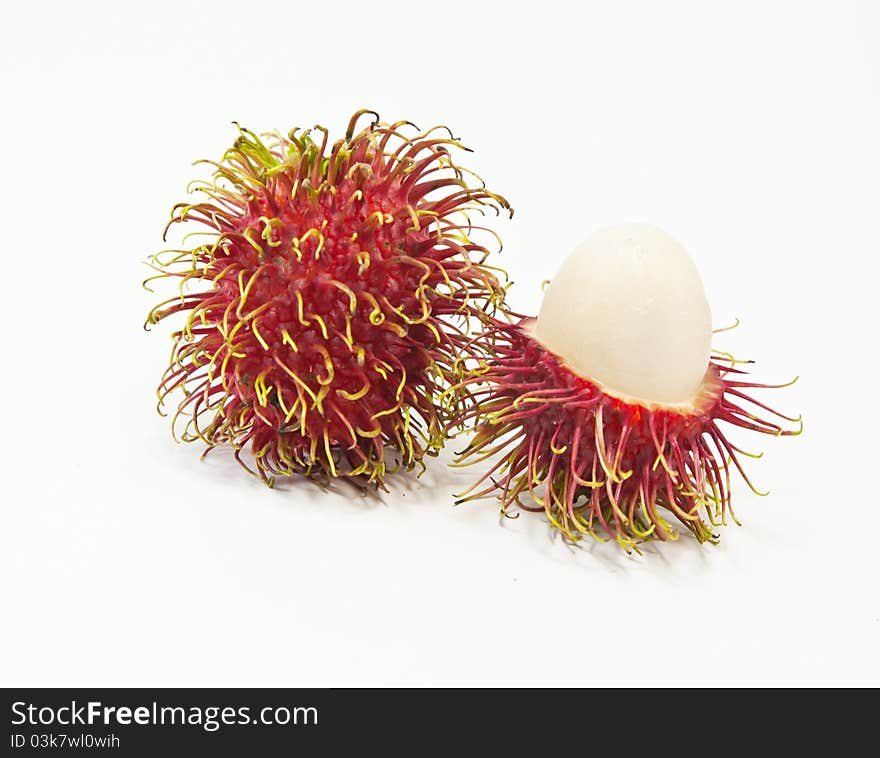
[145,110,511,487]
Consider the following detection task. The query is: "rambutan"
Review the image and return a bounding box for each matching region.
[453,224,801,550]
[145,110,510,486]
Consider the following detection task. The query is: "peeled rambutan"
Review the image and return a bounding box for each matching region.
[145,110,510,486]
[453,224,801,550]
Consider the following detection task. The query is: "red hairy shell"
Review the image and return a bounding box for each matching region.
[454,319,801,549]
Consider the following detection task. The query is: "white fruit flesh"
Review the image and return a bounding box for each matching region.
[535,224,712,407]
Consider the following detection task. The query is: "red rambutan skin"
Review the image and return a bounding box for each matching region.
[146,111,511,486]
[454,320,801,549]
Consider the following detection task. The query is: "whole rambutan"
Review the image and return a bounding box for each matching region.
[453,224,801,550]
[145,110,511,486]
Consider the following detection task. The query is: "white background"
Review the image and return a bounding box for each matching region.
[2,0,878,686]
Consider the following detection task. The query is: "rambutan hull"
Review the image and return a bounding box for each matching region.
[454,319,801,549]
